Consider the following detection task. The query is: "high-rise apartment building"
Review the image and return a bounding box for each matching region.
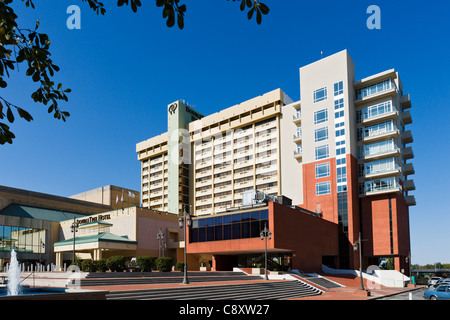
[136,50,414,271]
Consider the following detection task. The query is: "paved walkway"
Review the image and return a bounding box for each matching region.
[80,272,422,300]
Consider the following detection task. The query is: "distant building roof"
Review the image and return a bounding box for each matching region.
[0,204,85,222]
[53,232,137,246]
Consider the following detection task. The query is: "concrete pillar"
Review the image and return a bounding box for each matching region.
[56,252,62,269]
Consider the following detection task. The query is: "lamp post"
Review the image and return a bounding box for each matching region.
[353,232,366,290]
[70,217,79,264]
[260,223,272,281]
[39,239,44,272]
[157,228,165,258]
[178,205,192,285]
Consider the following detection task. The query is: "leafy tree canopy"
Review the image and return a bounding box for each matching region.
[0,0,269,144]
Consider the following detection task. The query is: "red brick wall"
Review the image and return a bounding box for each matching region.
[187,202,339,272]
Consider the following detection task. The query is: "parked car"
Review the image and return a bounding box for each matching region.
[424,285,450,300]
[428,277,442,287]
[433,278,450,287]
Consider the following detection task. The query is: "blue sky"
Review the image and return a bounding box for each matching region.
[1,0,449,266]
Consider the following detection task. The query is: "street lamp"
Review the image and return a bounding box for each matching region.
[178,205,192,285]
[70,217,79,264]
[39,239,45,271]
[157,228,165,258]
[353,232,366,290]
[260,223,272,280]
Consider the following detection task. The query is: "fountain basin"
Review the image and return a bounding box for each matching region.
[0,286,108,300]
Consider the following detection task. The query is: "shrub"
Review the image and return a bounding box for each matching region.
[156,257,173,272]
[136,256,155,272]
[95,259,108,272]
[81,260,97,272]
[175,262,184,271]
[106,256,126,272]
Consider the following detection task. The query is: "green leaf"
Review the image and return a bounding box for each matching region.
[247,7,254,20]
[6,107,14,123]
[259,3,270,15]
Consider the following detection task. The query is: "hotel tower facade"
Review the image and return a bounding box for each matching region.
[136,50,415,272]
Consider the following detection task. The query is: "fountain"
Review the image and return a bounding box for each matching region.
[7,249,22,296]
[0,249,107,299]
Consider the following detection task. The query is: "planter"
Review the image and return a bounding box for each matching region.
[252,268,265,275]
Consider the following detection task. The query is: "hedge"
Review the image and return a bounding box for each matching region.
[155,257,173,272]
[106,256,126,272]
[175,262,184,271]
[81,260,97,272]
[136,256,155,272]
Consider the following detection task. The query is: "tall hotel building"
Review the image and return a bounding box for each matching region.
[136,50,415,272]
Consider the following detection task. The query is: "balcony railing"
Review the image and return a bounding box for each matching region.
[355,79,396,100]
[359,177,402,195]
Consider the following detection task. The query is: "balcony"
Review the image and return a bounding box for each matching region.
[400,94,412,110]
[354,79,398,106]
[403,163,415,176]
[360,177,402,197]
[360,148,400,162]
[402,147,414,160]
[405,195,416,206]
[360,128,399,144]
[294,150,303,160]
[293,113,302,125]
[293,133,302,143]
[363,166,401,180]
[403,179,415,191]
[401,130,413,144]
[401,110,412,125]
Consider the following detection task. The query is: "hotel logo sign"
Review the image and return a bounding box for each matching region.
[168,103,178,115]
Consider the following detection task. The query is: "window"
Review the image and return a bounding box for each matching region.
[314,87,327,103]
[335,123,345,137]
[359,139,395,158]
[316,181,331,195]
[190,209,269,243]
[337,167,347,183]
[364,157,397,175]
[295,108,301,119]
[295,143,302,154]
[334,98,344,110]
[356,101,394,123]
[356,79,394,100]
[314,109,328,124]
[336,140,346,156]
[335,110,344,119]
[334,81,344,96]
[296,127,302,138]
[316,162,330,178]
[315,145,329,160]
[315,127,328,142]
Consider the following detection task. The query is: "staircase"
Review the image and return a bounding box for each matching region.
[292,273,343,290]
[80,271,260,287]
[106,280,321,300]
